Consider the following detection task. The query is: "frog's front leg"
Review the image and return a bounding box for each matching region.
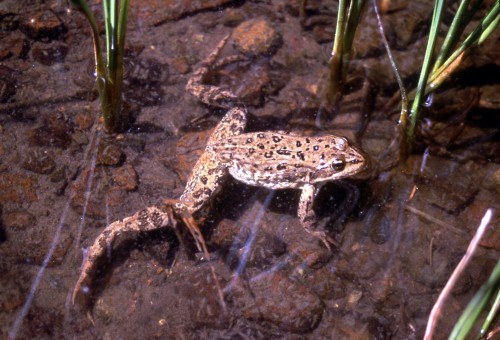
[298,184,335,250]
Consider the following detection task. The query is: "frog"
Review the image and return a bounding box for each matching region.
[73,35,369,308]
[177,35,369,249]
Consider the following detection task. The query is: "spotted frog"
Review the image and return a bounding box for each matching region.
[72,36,370,309]
[177,36,369,248]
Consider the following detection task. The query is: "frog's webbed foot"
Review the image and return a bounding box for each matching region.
[165,200,227,312]
[186,35,247,109]
[164,199,211,259]
[72,206,175,312]
[307,230,338,251]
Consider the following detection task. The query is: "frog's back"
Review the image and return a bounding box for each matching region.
[208,131,366,190]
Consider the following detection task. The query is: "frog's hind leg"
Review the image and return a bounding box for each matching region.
[207,106,247,145]
[72,206,175,317]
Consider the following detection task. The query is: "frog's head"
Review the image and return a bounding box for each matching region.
[311,137,369,183]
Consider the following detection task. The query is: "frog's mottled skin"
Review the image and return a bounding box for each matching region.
[178,35,368,247]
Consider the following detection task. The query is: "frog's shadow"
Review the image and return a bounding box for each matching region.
[205,176,371,240]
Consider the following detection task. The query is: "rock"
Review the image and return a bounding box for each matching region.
[2,222,73,266]
[28,111,73,148]
[385,2,432,48]
[351,5,384,58]
[0,32,29,60]
[169,56,190,74]
[74,109,95,130]
[71,131,89,145]
[98,143,125,166]
[124,57,166,106]
[0,65,17,103]
[2,210,35,230]
[234,64,273,107]
[222,8,245,27]
[405,155,481,214]
[479,84,500,109]
[135,0,236,25]
[69,166,107,218]
[233,271,323,332]
[0,12,19,31]
[0,173,38,204]
[485,166,500,195]
[112,163,138,191]
[19,10,66,41]
[177,265,230,328]
[31,43,69,66]
[22,151,56,175]
[312,25,334,44]
[232,19,282,56]
[95,298,114,325]
[0,277,24,313]
[212,219,287,269]
[305,264,347,300]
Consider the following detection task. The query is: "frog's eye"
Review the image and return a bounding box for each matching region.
[331,157,345,171]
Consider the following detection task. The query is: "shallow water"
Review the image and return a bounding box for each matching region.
[0,0,499,339]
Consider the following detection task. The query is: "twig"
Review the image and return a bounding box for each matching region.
[404,205,467,236]
[424,209,493,339]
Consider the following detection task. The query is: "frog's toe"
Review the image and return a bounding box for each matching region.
[310,230,337,250]
[72,276,96,324]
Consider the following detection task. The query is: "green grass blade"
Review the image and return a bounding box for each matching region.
[449,259,500,339]
[117,0,129,58]
[103,0,112,68]
[342,0,366,79]
[332,0,347,61]
[328,0,348,99]
[481,286,500,336]
[70,0,106,79]
[427,2,500,91]
[408,0,445,148]
[432,0,475,72]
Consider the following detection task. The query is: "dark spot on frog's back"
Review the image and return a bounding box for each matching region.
[276,164,286,170]
[313,145,319,151]
[264,151,273,158]
[257,143,265,149]
[257,133,265,139]
[272,136,281,143]
[297,151,305,161]
[296,141,302,147]
[276,149,291,156]
[246,137,253,143]
[200,176,208,185]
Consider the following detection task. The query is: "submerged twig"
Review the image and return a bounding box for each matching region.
[372,0,409,165]
[404,205,467,236]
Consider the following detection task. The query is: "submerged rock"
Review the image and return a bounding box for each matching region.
[232,18,282,56]
[19,10,66,41]
[232,271,323,333]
